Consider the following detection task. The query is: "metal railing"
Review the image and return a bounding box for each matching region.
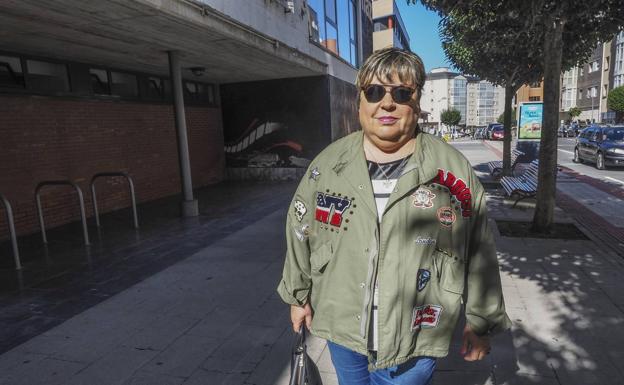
[0,194,21,269]
[35,181,90,246]
[90,172,139,229]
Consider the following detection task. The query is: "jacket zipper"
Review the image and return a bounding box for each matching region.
[360,227,379,338]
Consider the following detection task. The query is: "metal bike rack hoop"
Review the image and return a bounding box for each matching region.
[0,194,21,269]
[90,172,139,229]
[35,180,90,246]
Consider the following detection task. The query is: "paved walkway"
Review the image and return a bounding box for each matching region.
[0,140,623,384]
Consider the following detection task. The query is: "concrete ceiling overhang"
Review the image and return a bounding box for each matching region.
[0,0,327,83]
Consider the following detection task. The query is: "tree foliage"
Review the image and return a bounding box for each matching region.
[497,108,516,124]
[608,86,624,114]
[410,0,624,232]
[609,86,624,123]
[568,106,582,120]
[441,108,462,127]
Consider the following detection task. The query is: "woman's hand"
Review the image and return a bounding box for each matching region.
[290,303,313,332]
[461,324,491,361]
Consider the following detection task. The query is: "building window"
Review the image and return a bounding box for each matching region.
[373,17,389,31]
[529,81,541,88]
[90,68,110,95]
[308,0,359,67]
[110,71,138,98]
[146,76,165,100]
[184,81,215,105]
[591,86,597,98]
[579,89,583,98]
[603,84,608,98]
[605,56,610,71]
[528,96,540,101]
[27,59,69,92]
[0,55,25,88]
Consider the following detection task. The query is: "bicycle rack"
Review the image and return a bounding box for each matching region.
[90,172,139,229]
[0,194,21,269]
[35,181,90,246]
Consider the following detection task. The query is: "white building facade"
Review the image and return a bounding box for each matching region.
[421,68,504,130]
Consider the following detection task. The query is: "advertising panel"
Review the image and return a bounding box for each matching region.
[518,102,543,140]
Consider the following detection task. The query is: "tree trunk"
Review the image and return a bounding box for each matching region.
[532,18,564,233]
[502,84,515,175]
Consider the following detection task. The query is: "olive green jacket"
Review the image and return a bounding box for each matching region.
[277,131,511,370]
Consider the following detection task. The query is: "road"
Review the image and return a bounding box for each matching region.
[556,137,624,187]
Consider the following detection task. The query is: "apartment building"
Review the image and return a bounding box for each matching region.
[371,0,410,51]
[421,67,504,130]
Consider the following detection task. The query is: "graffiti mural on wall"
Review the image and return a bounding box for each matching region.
[221,76,331,168]
[221,75,359,168]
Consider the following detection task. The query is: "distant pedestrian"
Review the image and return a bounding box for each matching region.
[278,47,511,385]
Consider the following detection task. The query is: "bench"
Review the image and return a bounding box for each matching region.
[488,149,525,177]
[500,160,538,208]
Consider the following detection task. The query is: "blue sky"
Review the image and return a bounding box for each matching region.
[395,1,449,72]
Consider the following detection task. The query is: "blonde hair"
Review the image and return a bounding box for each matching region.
[356,47,426,102]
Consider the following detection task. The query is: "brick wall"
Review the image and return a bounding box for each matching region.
[0,94,225,240]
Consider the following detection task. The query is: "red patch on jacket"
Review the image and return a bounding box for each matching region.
[432,170,472,217]
[411,304,443,330]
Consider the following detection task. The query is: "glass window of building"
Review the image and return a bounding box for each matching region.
[308,0,358,67]
[0,55,25,88]
[184,81,215,105]
[27,60,69,92]
[90,68,110,95]
[146,76,164,99]
[110,71,138,98]
[308,0,326,44]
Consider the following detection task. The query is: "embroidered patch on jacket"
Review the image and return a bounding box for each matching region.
[411,188,436,209]
[411,304,443,330]
[293,200,307,222]
[437,207,456,227]
[417,269,431,291]
[432,170,472,217]
[414,237,436,245]
[309,167,321,181]
[293,223,311,242]
[315,192,351,227]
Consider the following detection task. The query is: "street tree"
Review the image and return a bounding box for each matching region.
[568,106,582,121]
[497,108,517,124]
[438,6,541,176]
[441,108,461,130]
[608,86,624,123]
[412,0,624,233]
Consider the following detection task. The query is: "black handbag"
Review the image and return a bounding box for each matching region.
[289,327,323,385]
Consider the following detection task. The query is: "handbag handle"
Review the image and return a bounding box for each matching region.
[289,326,308,385]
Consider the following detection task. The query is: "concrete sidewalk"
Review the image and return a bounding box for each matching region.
[0,140,623,384]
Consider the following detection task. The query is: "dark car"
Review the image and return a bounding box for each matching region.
[491,125,504,140]
[573,126,624,169]
[485,123,503,140]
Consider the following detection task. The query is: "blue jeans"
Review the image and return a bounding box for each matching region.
[327,341,436,385]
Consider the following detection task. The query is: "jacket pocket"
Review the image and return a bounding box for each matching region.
[436,249,465,295]
[310,242,333,274]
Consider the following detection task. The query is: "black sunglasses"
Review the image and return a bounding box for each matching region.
[361,84,416,104]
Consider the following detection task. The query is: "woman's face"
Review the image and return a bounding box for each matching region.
[359,74,420,151]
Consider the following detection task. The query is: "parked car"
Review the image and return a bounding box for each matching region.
[485,123,503,140]
[491,125,504,140]
[573,126,624,169]
[558,125,575,137]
